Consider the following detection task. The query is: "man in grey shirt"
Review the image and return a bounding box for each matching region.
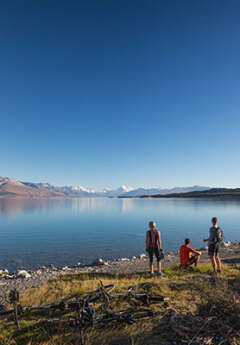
[203,217,222,274]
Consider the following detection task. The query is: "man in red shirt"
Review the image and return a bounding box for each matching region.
[180,238,201,267]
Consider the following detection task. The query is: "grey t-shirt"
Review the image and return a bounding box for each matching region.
[208,226,218,245]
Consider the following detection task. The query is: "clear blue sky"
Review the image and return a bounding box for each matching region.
[0,0,239,189]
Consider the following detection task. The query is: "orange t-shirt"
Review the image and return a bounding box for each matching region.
[180,245,198,266]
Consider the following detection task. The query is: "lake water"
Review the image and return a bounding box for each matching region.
[0,197,239,272]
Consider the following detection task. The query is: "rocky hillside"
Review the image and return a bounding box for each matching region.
[141,188,240,198]
[0,177,72,198]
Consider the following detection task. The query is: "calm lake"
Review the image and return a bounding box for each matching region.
[0,197,239,271]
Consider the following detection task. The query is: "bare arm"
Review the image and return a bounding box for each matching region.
[203,234,210,242]
[158,231,162,250]
[203,228,212,242]
[190,247,201,256]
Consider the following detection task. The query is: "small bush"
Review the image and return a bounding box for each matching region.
[196,277,240,325]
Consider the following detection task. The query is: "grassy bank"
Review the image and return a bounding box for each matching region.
[0,263,239,345]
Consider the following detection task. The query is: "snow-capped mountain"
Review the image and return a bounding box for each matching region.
[107,186,134,197]
[117,186,211,197]
[0,176,210,198]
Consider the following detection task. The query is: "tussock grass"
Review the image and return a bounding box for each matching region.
[0,264,239,345]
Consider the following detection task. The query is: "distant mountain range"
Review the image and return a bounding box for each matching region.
[0,176,210,198]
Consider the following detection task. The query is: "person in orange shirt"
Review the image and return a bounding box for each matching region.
[180,238,201,267]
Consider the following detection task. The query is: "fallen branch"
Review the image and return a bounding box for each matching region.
[188,317,216,345]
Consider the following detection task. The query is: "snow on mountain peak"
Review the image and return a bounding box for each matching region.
[118,186,134,192]
[72,186,108,194]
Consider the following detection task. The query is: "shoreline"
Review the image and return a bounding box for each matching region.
[0,241,239,305]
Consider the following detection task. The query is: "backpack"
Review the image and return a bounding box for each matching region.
[214,227,223,244]
[148,230,158,246]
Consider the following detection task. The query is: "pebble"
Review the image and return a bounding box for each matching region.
[91,258,108,266]
[62,266,71,271]
[49,264,57,270]
[221,241,232,247]
[137,253,147,259]
[0,269,9,277]
[17,270,31,279]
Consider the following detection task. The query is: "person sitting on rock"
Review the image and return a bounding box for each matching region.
[146,221,165,276]
[180,238,201,268]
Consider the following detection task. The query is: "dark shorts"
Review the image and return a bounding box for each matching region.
[208,243,219,257]
[188,256,196,265]
[181,256,196,267]
[147,247,162,263]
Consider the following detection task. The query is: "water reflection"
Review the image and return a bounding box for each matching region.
[1,197,240,216]
[0,197,110,216]
[0,198,55,216]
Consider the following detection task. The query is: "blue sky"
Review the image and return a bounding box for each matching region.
[0,0,240,188]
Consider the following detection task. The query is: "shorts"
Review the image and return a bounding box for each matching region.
[147,247,161,263]
[208,243,219,257]
[181,256,196,267]
[188,256,196,265]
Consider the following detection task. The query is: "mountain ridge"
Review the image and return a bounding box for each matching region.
[0,176,210,198]
[140,188,240,198]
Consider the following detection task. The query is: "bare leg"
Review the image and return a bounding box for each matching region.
[210,256,217,272]
[215,256,221,272]
[157,261,161,273]
[149,262,154,273]
[195,255,200,267]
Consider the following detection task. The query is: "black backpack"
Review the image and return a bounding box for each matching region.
[214,227,223,244]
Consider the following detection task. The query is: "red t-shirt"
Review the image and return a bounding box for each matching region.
[180,245,198,265]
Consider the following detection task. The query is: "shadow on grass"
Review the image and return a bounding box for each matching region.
[58,271,152,283]
[5,318,86,345]
[4,320,52,345]
[222,258,240,264]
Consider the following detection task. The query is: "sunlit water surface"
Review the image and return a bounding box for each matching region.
[0,197,239,271]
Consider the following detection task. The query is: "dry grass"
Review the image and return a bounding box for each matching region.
[0,264,239,345]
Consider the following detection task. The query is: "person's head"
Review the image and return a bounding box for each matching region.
[149,221,156,230]
[212,217,218,226]
[185,238,191,245]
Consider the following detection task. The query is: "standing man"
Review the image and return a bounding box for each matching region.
[146,221,164,276]
[203,217,223,274]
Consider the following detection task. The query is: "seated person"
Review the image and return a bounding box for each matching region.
[180,238,201,267]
